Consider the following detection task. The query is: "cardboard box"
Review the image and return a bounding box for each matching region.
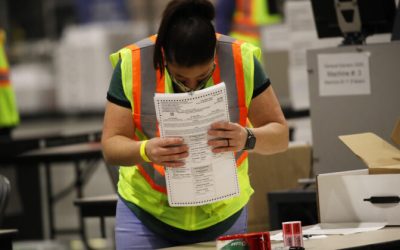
[247,143,312,232]
[338,119,400,174]
[317,119,400,225]
[317,169,400,225]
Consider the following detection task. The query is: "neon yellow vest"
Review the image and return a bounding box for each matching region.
[110,34,261,231]
[231,0,282,47]
[0,30,19,128]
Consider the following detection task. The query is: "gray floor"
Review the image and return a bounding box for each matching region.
[14,238,114,250]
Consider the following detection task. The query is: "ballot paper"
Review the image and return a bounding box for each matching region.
[154,82,240,207]
[271,222,387,241]
[302,222,387,235]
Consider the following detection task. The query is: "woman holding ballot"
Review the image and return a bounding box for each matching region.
[101,0,288,249]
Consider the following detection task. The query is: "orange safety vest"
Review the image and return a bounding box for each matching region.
[110,34,260,230]
[231,0,281,47]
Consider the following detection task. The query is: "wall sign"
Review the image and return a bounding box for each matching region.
[318,52,371,96]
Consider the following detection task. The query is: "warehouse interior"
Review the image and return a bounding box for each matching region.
[1,0,400,249]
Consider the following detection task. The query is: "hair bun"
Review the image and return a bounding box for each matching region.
[173,0,215,21]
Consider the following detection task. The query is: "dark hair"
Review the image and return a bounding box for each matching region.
[154,0,217,73]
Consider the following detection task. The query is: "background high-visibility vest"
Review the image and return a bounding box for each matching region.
[0,29,19,129]
[230,0,282,47]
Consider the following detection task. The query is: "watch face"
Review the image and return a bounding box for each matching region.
[247,136,256,149]
[245,128,256,150]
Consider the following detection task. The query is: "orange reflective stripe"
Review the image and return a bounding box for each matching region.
[131,45,142,132]
[132,118,140,140]
[126,44,137,50]
[149,35,157,43]
[232,41,248,126]
[154,68,165,176]
[0,80,10,86]
[235,18,256,26]
[153,163,165,176]
[243,0,251,17]
[0,69,10,86]
[237,0,250,17]
[154,68,164,148]
[236,0,252,20]
[155,122,161,139]
[138,165,167,193]
[156,69,165,93]
[213,34,222,84]
[212,53,221,84]
[237,0,243,12]
[236,151,248,167]
[152,128,165,174]
[234,0,262,38]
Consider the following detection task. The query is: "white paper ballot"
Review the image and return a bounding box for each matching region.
[154,83,240,207]
[302,223,387,235]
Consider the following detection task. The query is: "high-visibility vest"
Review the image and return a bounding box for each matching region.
[110,34,260,231]
[231,0,281,47]
[0,30,19,128]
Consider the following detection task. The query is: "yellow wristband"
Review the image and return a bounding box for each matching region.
[140,140,151,162]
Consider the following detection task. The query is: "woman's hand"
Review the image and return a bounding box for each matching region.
[145,137,189,167]
[207,121,247,153]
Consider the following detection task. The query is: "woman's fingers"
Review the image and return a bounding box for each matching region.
[145,121,249,165]
[146,137,189,167]
[207,121,247,152]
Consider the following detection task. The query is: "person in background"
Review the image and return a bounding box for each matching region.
[0,29,19,140]
[102,0,288,249]
[215,0,282,47]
